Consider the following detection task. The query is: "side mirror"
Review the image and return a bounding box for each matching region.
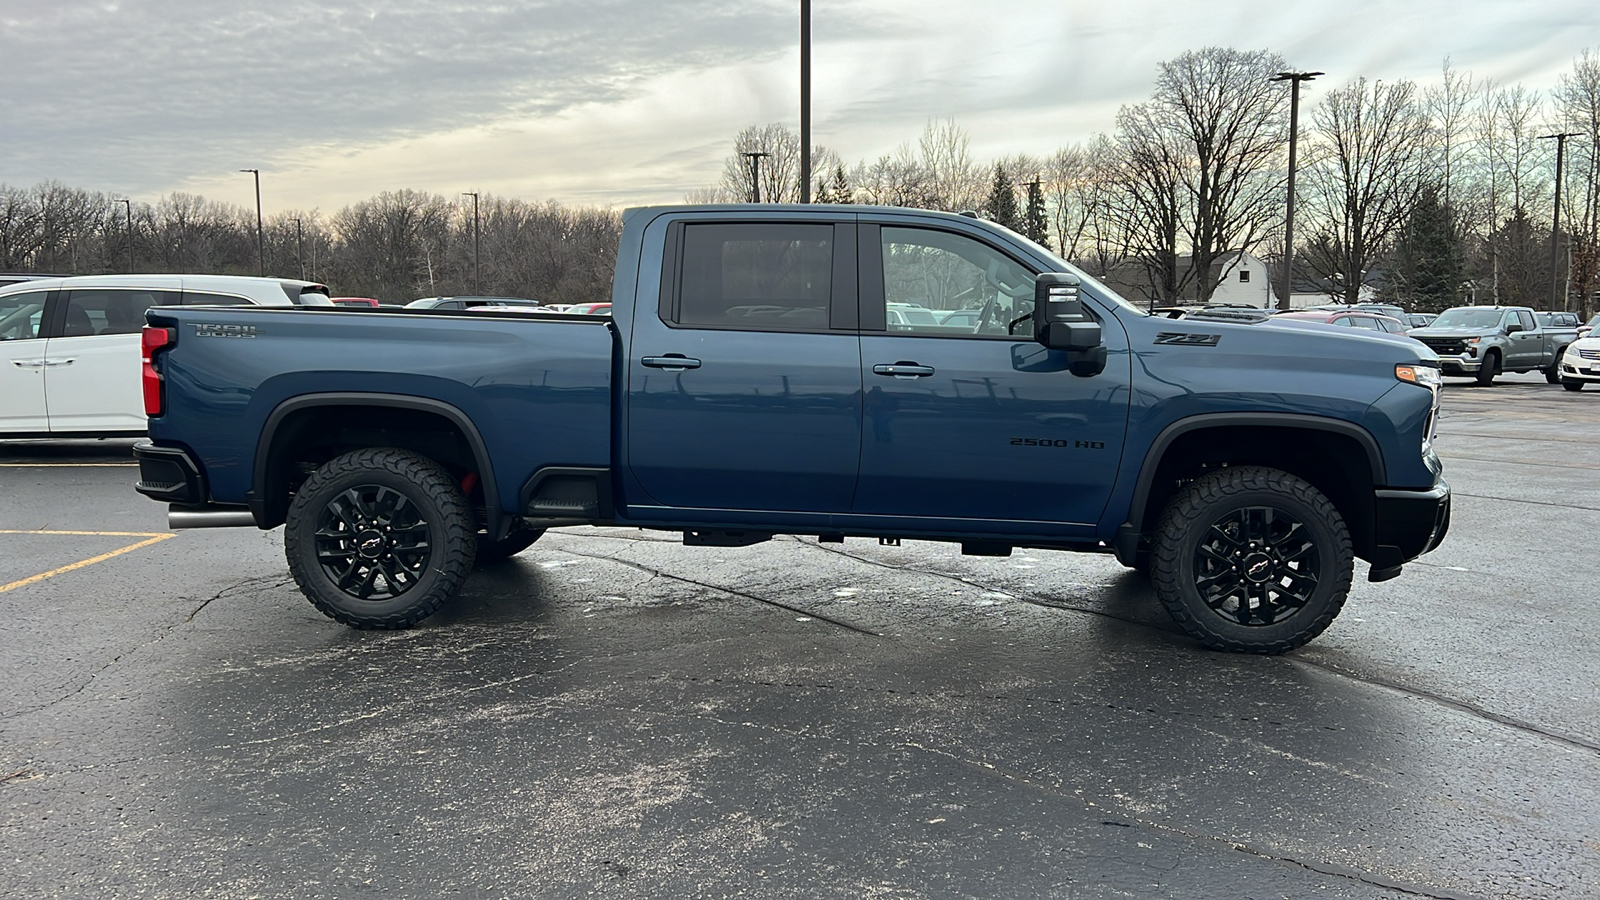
[1505,321,1524,334]
[1033,273,1106,376]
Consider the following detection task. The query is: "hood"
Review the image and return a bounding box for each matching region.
[1408,326,1492,339]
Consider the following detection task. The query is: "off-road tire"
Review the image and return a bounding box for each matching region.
[1150,466,1353,655]
[285,448,477,629]
[1563,379,1585,392]
[1475,351,1498,386]
[476,521,546,565]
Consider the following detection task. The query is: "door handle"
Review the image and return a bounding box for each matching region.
[872,362,935,378]
[11,359,47,368]
[42,358,75,366]
[641,355,702,371]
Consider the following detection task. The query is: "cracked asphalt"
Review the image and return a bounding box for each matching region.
[2,371,1597,899]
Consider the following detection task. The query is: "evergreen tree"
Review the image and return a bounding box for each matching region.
[1393,183,1464,312]
[1023,178,1049,246]
[828,165,853,204]
[985,164,1019,230]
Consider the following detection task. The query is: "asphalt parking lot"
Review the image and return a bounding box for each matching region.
[2,372,1598,900]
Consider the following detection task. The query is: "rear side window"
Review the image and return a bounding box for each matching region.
[0,291,49,341]
[674,223,833,330]
[62,289,179,336]
[183,291,253,306]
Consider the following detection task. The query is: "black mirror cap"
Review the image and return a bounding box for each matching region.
[1033,272,1101,351]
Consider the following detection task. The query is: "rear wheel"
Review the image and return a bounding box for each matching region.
[1150,466,1353,654]
[285,448,476,629]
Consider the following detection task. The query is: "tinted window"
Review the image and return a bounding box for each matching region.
[1347,316,1383,331]
[0,291,49,341]
[62,289,178,336]
[879,227,1034,337]
[183,291,253,306]
[1517,310,1537,331]
[676,223,833,329]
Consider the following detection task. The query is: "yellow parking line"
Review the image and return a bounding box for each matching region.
[0,529,169,537]
[0,463,138,467]
[0,533,176,595]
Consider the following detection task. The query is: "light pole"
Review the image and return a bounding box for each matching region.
[742,152,770,203]
[1270,70,1322,311]
[462,192,480,293]
[799,0,811,203]
[239,168,264,276]
[1541,132,1581,310]
[291,217,304,280]
[115,198,133,273]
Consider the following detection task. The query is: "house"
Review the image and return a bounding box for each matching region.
[1086,251,1278,308]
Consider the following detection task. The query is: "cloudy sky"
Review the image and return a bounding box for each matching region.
[2,0,1596,216]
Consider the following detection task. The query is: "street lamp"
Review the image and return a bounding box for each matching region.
[1270,70,1322,311]
[462,192,480,293]
[799,0,811,203]
[742,152,770,203]
[114,198,133,273]
[1540,132,1582,310]
[240,168,264,276]
[291,217,304,280]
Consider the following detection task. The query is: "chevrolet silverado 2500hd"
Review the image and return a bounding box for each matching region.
[133,205,1450,654]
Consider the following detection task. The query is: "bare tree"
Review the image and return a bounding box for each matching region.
[1300,78,1433,304]
[1555,50,1600,316]
[917,118,986,212]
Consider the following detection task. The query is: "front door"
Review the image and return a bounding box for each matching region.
[626,217,863,513]
[0,290,52,433]
[852,224,1131,528]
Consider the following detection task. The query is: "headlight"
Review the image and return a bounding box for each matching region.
[1466,336,1481,345]
[1396,363,1442,388]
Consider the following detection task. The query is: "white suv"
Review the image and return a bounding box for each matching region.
[1559,332,1600,392]
[0,274,332,437]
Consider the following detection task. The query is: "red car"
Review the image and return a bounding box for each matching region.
[1273,309,1411,335]
[330,297,382,308]
[565,302,612,315]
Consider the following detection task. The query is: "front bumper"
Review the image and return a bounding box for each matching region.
[1368,478,1451,578]
[1559,359,1600,382]
[1438,355,1482,375]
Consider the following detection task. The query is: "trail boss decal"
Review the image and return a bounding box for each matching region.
[1011,437,1105,449]
[194,323,258,338]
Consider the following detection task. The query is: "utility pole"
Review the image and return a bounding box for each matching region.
[1541,132,1581,310]
[116,198,133,273]
[291,217,304,280]
[1270,70,1322,311]
[239,168,264,276]
[462,192,481,293]
[799,0,811,203]
[742,152,770,203]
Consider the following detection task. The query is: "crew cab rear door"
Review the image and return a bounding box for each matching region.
[626,214,863,513]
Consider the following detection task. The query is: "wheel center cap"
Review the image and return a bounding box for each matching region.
[356,529,387,558]
[1243,552,1275,583]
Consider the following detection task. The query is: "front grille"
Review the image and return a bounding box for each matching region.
[1420,339,1466,354]
[1580,348,1600,360]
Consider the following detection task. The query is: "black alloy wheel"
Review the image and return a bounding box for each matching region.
[1150,466,1353,654]
[285,448,476,628]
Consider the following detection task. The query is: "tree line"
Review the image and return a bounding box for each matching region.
[0,184,621,305]
[697,48,1600,315]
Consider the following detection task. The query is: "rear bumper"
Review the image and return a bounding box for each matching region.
[1368,478,1451,576]
[133,441,206,506]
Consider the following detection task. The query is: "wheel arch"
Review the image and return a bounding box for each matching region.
[250,393,502,537]
[1119,414,1384,564]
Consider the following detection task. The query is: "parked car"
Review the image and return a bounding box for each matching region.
[134,203,1449,654]
[938,309,983,327]
[331,297,383,308]
[1557,332,1600,391]
[1350,302,1408,321]
[405,296,544,311]
[1580,313,1599,338]
[0,272,71,289]
[565,302,612,315]
[1272,309,1412,336]
[1535,311,1581,329]
[1,274,332,438]
[1408,306,1575,385]
[1405,313,1438,328]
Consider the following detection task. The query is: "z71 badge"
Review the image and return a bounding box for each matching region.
[194,323,258,338]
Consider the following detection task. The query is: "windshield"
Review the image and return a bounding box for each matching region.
[1433,308,1504,329]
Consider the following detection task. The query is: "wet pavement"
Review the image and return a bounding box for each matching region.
[2,372,1597,899]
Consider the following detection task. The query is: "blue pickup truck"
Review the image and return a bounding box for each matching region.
[133,205,1450,654]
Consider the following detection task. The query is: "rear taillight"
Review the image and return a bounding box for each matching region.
[142,326,176,417]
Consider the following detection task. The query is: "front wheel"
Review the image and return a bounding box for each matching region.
[285,448,477,629]
[1475,352,1498,386]
[1149,466,1353,654]
[476,521,546,565]
[1563,379,1585,392]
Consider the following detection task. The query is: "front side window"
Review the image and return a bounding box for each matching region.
[675,223,832,330]
[0,291,49,341]
[62,289,179,336]
[1517,310,1537,331]
[879,227,1034,337]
